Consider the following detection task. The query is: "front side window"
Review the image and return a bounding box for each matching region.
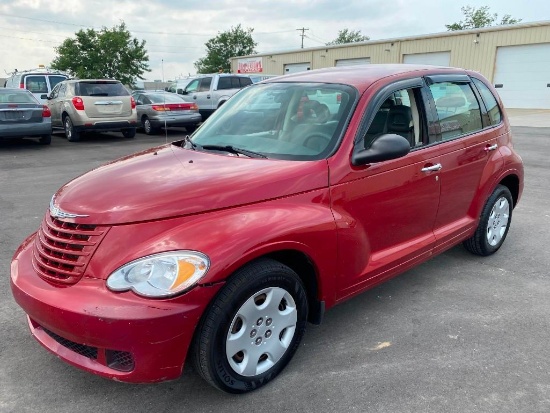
[471,78,502,126]
[198,77,212,92]
[429,82,483,141]
[363,88,425,149]
[188,82,357,161]
[48,75,67,89]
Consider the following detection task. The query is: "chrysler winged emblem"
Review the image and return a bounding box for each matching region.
[49,196,89,219]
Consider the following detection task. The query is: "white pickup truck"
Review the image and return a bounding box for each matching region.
[180,73,253,119]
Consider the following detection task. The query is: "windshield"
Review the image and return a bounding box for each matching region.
[189,82,356,160]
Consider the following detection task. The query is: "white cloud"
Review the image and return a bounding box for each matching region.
[0,0,548,81]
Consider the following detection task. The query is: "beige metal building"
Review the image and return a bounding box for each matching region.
[231,21,550,109]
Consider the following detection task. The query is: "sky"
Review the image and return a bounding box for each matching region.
[0,0,549,82]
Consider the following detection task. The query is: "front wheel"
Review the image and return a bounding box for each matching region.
[463,185,513,256]
[193,258,308,393]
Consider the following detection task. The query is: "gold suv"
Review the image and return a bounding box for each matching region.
[47,79,138,141]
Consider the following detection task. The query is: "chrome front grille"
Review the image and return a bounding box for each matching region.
[32,214,109,285]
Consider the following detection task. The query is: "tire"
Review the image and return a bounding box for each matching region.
[64,116,80,142]
[193,258,308,394]
[39,134,51,145]
[122,128,136,138]
[463,185,513,256]
[142,117,158,135]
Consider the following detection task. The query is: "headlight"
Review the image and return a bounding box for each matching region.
[106,251,210,298]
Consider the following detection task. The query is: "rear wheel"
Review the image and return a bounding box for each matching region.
[194,258,308,393]
[142,117,159,135]
[39,134,51,145]
[122,128,136,138]
[463,185,513,256]
[64,116,80,142]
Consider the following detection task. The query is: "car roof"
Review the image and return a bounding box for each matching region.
[264,64,465,93]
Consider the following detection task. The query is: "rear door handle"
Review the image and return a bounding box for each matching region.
[485,144,498,152]
[421,163,442,172]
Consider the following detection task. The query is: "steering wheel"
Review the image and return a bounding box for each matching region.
[303,133,332,152]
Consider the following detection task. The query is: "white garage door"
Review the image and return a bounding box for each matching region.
[493,43,550,109]
[335,57,371,67]
[403,51,451,66]
[284,63,310,74]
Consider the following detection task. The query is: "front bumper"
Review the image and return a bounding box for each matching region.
[10,236,222,383]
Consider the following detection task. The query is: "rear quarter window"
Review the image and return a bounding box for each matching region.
[471,78,502,126]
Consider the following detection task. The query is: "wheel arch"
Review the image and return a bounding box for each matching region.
[498,174,520,207]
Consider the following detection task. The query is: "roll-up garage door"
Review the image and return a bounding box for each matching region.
[335,58,371,67]
[403,52,451,66]
[284,63,311,74]
[493,44,550,109]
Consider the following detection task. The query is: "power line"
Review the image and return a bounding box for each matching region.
[296,27,309,49]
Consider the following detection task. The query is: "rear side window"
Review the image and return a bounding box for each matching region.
[25,75,48,93]
[217,77,231,90]
[429,82,483,141]
[471,78,502,126]
[240,77,253,87]
[76,82,129,96]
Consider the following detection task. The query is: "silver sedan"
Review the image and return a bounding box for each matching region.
[133,91,202,135]
[0,88,52,144]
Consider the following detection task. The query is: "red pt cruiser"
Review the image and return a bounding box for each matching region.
[11,65,524,393]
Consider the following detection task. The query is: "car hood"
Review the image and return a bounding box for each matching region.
[51,144,329,225]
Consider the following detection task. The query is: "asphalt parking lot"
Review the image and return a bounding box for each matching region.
[1,126,549,413]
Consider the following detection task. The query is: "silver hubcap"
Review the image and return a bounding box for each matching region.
[65,119,72,138]
[144,118,151,133]
[486,196,510,246]
[226,287,297,377]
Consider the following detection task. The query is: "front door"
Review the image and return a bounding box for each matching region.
[331,82,441,301]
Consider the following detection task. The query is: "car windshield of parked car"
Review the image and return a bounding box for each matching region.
[189,82,356,160]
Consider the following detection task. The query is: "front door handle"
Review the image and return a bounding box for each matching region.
[421,163,442,172]
[485,144,498,152]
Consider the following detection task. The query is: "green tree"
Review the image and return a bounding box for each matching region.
[446,5,522,31]
[194,24,257,74]
[51,22,150,86]
[326,29,370,46]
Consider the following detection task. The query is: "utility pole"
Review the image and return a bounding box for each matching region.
[296,27,309,49]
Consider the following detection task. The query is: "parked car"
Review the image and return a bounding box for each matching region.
[133,91,201,134]
[165,78,194,94]
[11,65,523,394]
[46,79,137,141]
[180,73,253,119]
[4,66,68,103]
[0,88,52,144]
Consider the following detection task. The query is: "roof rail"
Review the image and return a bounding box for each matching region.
[8,67,69,76]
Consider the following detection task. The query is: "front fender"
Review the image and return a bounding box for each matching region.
[87,189,338,304]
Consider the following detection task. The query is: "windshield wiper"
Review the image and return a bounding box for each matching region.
[182,135,197,150]
[200,144,267,158]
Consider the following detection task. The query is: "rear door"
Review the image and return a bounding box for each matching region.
[423,75,503,254]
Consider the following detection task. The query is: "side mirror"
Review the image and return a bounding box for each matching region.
[177,88,187,95]
[351,134,410,166]
[41,94,49,100]
[164,87,169,91]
